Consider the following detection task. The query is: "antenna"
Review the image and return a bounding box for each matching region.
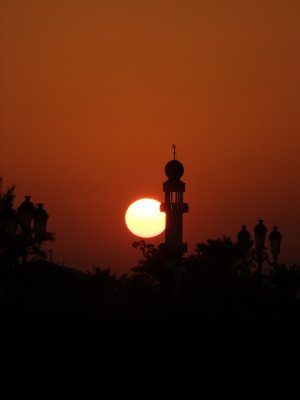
[172,144,176,160]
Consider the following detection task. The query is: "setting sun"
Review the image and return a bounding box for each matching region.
[125,198,166,238]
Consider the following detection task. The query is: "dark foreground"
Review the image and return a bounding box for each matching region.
[0,261,299,398]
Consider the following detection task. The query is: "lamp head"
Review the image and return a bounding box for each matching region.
[237,225,251,254]
[254,219,267,250]
[269,226,282,261]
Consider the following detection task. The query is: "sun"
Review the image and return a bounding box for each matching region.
[125,198,166,238]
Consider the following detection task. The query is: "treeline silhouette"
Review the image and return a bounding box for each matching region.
[1,178,299,397]
[1,239,299,321]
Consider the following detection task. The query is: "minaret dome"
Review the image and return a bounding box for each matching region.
[165,160,184,180]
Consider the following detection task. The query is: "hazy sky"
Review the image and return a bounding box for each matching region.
[1,0,300,273]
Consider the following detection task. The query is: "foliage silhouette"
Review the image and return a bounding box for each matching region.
[0,177,15,208]
[0,177,54,267]
[188,236,240,284]
[131,240,163,282]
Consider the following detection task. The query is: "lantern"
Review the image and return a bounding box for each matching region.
[269,226,282,262]
[17,196,35,236]
[237,225,251,254]
[33,203,49,240]
[254,219,267,250]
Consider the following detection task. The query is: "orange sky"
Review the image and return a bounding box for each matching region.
[1,0,300,273]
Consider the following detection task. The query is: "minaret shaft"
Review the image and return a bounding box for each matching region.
[165,211,183,246]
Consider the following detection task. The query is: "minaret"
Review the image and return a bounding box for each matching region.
[160,145,189,263]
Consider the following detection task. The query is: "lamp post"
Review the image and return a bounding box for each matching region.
[1,192,50,267]
[237,220,282,285]
[17,196,49,264]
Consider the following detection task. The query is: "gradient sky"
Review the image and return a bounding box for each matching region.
[1,0,300,273]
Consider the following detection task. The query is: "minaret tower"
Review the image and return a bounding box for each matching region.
[160,145,189,258]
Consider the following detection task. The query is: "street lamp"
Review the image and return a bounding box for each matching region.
[1,193,50,266]
[16,196,49,264]
[237,220,282,284]
[17,196,35,237]
[34,203,49,243]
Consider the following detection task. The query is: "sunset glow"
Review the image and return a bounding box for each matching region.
[125,199,166,238]
[1,1,300,272]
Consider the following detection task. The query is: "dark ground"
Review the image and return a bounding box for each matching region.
[0,262,299,398]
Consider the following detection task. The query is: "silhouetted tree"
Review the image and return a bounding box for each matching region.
[131,240,163,283]
[184,236,240,288]
[0,177,54,267]
[0,177,15,208]
[0,178,17,265]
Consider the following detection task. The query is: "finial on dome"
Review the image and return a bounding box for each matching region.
[172,144,176,160]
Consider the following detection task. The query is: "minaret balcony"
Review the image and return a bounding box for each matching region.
[160,203,189,213]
